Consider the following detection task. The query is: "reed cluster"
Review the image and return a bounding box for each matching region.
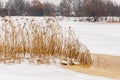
[0,17,92,68]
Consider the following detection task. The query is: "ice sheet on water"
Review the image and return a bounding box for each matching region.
[60,21,120,56]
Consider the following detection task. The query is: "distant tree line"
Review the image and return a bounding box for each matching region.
[0,0,120,21]
[0,0,44,16]
[59,0,120,21]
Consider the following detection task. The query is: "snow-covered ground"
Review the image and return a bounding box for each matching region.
[0,64,112,80]
[0,17,119,80]
[60,21,120,56]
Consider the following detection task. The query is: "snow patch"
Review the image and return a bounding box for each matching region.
[0,64,112,80]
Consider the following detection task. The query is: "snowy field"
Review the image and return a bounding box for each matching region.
[0,16,119,80]
[0,64,112,80]
[60,21,120,56]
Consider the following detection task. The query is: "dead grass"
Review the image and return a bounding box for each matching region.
[0,17,92,67]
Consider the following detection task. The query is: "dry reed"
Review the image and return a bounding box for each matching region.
[0,17,92,68]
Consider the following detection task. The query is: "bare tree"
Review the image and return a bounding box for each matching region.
[12,0,28,15]
[73,0,84,17]
[5,0,14,16]
[43,2,56,16]
[30,0,44,16]
[84,0,106,21]
[59,0,74,16]
[5,0,30,16]
[0,1,3,8]
[0,1,5,16]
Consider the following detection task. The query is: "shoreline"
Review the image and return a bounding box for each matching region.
[63,53,120,79]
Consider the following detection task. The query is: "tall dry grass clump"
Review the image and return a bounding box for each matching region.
[0,17,92,68]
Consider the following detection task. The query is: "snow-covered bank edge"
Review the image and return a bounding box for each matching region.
[0,63,112,80]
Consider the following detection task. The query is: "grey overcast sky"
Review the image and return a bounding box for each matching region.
[1,0,61,5]
[113,0,120,4]
[40,0,61,5]
[1,0,120,5]
[46,0,120,5]
[43,0,120,4]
